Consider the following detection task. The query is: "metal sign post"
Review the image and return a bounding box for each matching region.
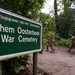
[33,52,37,75]
[0,62,2,75]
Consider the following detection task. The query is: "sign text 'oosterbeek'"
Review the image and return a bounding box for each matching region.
[0,24,39,43]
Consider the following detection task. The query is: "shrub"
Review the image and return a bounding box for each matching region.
[2,54,30,75]
[59,38,70,47]
[54,38,70,47]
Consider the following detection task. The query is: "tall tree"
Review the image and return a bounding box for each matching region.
[63,0,71,13]
[0,0,45,20]
[54,0,58,32]
[62,0,75,13]
[56,0,75,38]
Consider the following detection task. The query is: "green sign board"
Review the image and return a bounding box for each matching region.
[0,8,42,60]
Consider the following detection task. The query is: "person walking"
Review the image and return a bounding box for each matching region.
[68,32,75,52]
[46,29,55,53]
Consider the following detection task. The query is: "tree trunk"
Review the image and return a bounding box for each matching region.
[54,0,58,33]
[63,0,66,12]
[63,0,71,13]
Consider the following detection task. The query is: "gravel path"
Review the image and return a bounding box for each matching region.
[38,46,75,75]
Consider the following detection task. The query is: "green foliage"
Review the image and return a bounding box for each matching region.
[57,10,75,38]
[70,24,75,33]
[39,13,56,39]
[59,38,70,47]
[55,33,61,40]
[0,0,45,20]
[2,55,30,75]
[54,34,70,47]
[54,0,75,39]
[54,34,61,46]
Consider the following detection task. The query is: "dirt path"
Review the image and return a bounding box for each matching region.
[37,46,75,75]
